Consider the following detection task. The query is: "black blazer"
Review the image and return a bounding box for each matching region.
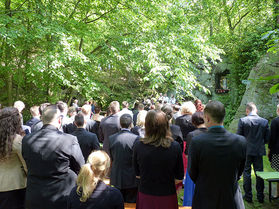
[26,117,40,127]
[99,114,121,153]
[170,124,183,152]
[188,127,246,209]
[68,181,124,209]
[22,125,85,209]
[269,116,279,154]
[237,113,269,156]
[175,114,196,140]
[31,120,43,133]
[71,128,100,161]
[109,130,139,189]
[185,128,207,155]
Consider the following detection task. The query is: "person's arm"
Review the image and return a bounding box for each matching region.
[188,139,199,183]
[264,121,270,144]
[238,137,247,180]
[174,142,184,181]
[15,136,27,174]
[133,141,140,178]
[236,119,244,136]
[70,136,85,174]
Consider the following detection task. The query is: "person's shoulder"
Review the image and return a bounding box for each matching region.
[271,116,279,124]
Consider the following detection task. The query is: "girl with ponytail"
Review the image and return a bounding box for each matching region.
[68,150,124,209]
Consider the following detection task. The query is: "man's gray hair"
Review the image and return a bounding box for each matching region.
[109,101,120,114]
[246,102,257,112]
[42,105,61,125]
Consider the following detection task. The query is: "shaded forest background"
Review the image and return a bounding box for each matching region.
[0,0,279,123]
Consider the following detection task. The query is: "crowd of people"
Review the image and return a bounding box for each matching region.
[0,95,278,209]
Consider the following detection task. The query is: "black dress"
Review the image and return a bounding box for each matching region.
[269,116,279,171]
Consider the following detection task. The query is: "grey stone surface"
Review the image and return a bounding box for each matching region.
[228,52,279,133]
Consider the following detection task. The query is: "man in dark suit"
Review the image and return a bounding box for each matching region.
[81,104,99,138]
[100,101,121,154]
[31,103,50,133]
[22,105,84,209]
[26,106,40,127]
[109,114,139,203]
[71,113,100,161]
[188,101,247,209]
[237,102,269,203]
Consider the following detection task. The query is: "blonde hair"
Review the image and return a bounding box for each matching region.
[136,110,147,127]
[181,101,196,115]
[81,105,91,116]
[76,151,110,202]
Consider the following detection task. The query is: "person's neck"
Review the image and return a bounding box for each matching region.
[197,124,206,129]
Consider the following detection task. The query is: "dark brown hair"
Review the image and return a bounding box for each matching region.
[142,110,173,148]
[204,101,225,123]
[191,112,205,127]
[0,107,25,159]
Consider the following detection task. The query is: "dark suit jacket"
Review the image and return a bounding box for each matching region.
[109,130,139,189]
[175,114,196,140]
[99,114,121,153]
[22,125,85,209]
[85,118,99,138]
[188,127,246,209]
[71,128,100,161]
[31,120,43,133]
[26,117,40,127]
[170,124,183,152]
[237,113,269,156]
[268,116,279,154]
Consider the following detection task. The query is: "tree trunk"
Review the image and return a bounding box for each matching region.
[275,0,279,29]
[5,0,13,105]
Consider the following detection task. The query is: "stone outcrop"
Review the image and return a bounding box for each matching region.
[228,52,279,133]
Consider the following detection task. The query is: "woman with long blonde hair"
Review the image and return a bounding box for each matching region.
[68,150,124,209]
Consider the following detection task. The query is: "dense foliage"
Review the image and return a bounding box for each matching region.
[0,0,278,114]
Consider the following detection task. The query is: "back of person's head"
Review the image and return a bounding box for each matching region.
[173,105,180,112]
[30,106,40,117]
[143,110,172,148]
[68,106,77,116]
[136,110,147,127]
[0,107,24,159]
[94,106,101,114]
[246,102,257,113]
[120,114,132,128]
[74,99,78,104]
[161,104,173,122]
[155,102,162,111]
[138,103,144,111]
[56,101,68,114]
[81,104,91,116]
[122,101,129,109]
[181,101,196,115]
[75,113,85,127]
[76,150,110,202]
[39,103,51,115]
[42,105,61,125]
[109,101,120,114]
[204,101,225,124]
[191,112,205,127]
[13,101,25,113]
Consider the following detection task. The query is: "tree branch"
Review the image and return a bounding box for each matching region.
[85,8,115,24]
[68,0,82,19]
[232,11,250,30]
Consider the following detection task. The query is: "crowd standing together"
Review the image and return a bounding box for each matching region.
[0,95,279,209]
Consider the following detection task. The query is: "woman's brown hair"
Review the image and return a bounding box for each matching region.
[142,110,173,148]
[0,107,25,159]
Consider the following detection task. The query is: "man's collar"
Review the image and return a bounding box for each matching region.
[208,125,224,130]
[121,128,130,131]
[248,111,258,116]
